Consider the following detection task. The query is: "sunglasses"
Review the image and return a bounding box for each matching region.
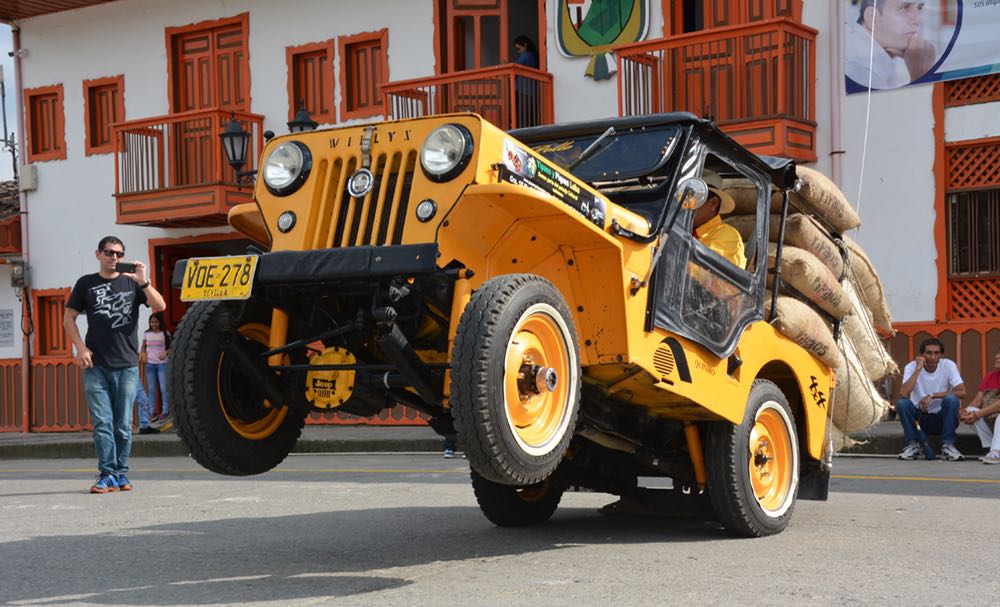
[101,249,126,258]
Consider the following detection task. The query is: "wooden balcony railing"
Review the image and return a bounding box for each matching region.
[113,108,264,227]
[617,18,817,161]
[383,64,554,130]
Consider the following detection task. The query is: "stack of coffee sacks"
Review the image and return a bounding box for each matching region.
[725,166,896,451]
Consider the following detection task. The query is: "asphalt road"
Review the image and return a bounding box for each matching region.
[1,454,998,607]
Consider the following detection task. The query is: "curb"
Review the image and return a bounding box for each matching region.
[0,436,445,460]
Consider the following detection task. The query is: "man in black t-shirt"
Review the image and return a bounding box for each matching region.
[64,236,166,494]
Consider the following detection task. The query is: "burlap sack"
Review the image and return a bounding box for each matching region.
[786,166,862,233]
[842,281,898,380]
[829,423,855,452]
[766,244,851,319]
[764,296,840,369]
[844,238,894,337]
[831,337,888,432]
[725,213,847,278]
[725,180,782,215]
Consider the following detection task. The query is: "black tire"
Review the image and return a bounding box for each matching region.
[471,470,565,526]
[706,379,799,537]
[451,274,581,486]
[170,300,307,476]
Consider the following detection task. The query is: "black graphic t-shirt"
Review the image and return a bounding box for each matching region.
[67,273,148,368]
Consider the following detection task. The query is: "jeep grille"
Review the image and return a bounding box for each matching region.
[309,150,418,248]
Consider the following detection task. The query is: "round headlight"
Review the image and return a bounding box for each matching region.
[277,211,297,233]
[420,124,473,181]
[415,199,437,222]
[263,141,312,196]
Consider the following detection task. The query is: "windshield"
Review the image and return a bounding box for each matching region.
[529,125,682,182]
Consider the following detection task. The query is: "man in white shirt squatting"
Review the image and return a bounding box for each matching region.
[896,337,967,461]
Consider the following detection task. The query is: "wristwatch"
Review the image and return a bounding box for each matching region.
[138,281,150,289]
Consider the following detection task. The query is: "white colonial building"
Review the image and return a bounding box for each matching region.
[0,0,996,431]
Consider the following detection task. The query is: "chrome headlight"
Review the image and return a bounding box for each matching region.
[420,124,473,181]
[263,141,312,196]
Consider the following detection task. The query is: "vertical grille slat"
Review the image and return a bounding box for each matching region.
[304,140,418,250]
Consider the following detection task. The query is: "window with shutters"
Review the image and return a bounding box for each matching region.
[34,289,71,358]
[83,75,124,155]
[25,85,66,162]
[286,40,336,125]
[166,13,250,114]
[339,29,389,120]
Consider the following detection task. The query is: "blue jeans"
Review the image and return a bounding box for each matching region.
[135,381,152,428]
[896,396,960,445]
[84,366,139,476]
[145,362,170,417]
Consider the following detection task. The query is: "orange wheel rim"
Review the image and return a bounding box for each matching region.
[516,479,550,503]
[503,305,574,453]
[748,405,794,514]
[217,322,289,440]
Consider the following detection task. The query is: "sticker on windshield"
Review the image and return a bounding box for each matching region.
[500,139,606,228]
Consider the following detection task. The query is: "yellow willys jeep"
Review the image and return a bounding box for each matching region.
[171,112,835,537]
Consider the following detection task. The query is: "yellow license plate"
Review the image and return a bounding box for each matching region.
[180,255,259,301]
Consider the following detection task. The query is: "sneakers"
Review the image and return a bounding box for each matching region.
[443,448,455,459]
[898,441,922,460]
[941,443,965,461]
[982,451,1000,465]
[90,475,119,494]
[138,426,160,435]
[117,474,133,491]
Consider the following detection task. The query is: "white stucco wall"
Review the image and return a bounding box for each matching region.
[11,0,991,353]
[17,0,436,349]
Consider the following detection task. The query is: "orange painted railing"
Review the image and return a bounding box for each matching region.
[887,321,1000,402]
[617,18,816,126]
[383,64,554,130]
[308,406,427,426]
[113,108,264,198]
[0,359,23,432]
[31,357,90,432]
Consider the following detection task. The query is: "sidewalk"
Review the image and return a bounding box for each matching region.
[0,419,985,460]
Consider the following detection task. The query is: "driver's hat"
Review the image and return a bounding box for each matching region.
[702,169,736,215]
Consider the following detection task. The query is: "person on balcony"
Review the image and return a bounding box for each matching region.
[64,236,166,494]
[845,0,938,90]
[959,349,1000,464]
[513,35,540,128]
[896,338,967,461]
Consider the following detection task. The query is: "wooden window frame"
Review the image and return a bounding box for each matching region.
[339,29,389,121]
[165,12,251,115]
[83,75,125,156]
[24,84,66,163]
[33,288,71,358]
[286,40,336,125]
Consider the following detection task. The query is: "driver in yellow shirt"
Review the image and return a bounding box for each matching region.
[693,170,746,269]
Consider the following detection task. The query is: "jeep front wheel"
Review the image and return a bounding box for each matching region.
[706,380,799,537]
[451,274,581,486]
[170,301,307,476]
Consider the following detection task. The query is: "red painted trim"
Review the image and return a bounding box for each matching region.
[285,39,336,124]
[164,12,250,115]
[338,28,390,121]
[24,84,67,163]
[82,74,125,156]
[932,83,949,322]
[31,287,71,359]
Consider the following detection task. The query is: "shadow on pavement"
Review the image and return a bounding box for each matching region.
[3,505,730,605]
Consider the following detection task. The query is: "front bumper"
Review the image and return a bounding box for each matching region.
[171,243,439,289]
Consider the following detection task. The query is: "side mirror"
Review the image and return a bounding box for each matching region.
[677,177,709,210]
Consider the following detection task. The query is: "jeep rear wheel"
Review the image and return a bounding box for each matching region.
[706,380,799,537]
[451,274,581,486]
[471,470,565,526]
[170,301,307,476]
